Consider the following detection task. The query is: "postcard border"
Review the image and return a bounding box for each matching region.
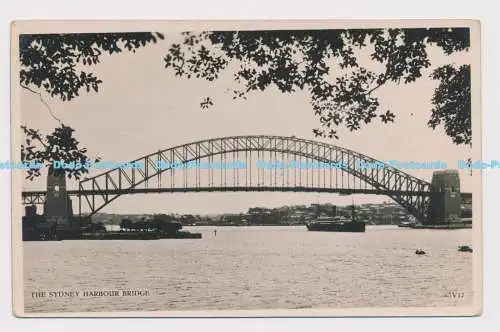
[11,19,483,317]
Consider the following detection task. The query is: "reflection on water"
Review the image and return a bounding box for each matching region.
[24,226,473,313]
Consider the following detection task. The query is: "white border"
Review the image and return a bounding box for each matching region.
[8,18,484,319]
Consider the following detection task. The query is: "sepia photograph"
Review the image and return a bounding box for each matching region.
[11,20,482,317]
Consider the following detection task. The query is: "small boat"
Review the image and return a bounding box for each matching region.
[458,245,473,253]
[415,249,426,255]
[398,216,417,228]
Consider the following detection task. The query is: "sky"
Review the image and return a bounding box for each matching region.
[19,28,476,215]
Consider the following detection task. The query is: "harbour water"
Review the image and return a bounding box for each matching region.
[23,225,474,313]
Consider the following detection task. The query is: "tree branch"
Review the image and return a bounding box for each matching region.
[20,125,48,149]
[20,84,62,124]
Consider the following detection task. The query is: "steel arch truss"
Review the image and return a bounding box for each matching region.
[77,135,432,221]
[22,191,46,205]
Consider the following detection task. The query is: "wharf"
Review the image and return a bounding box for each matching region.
[23,230,202,241]
[410,223,472,230]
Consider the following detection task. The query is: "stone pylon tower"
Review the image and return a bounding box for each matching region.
[43,171,73,230]
[428,170,461,225]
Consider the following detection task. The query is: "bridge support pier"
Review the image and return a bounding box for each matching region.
[427,170,461,225]
[43,171,74,231]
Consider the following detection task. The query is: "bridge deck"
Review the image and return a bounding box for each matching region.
[22,187,434,197]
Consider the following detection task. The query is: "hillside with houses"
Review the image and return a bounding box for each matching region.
[89,201,464,227]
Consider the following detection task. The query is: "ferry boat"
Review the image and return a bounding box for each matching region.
[306,215,366,232]
[306,200,366,233]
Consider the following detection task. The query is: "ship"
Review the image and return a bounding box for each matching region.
[306,215,366,232]
[306,203,365,233]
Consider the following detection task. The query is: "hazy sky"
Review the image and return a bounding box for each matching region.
[20,29,475,215]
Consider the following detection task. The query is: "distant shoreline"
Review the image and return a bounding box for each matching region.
[182,224,395,227]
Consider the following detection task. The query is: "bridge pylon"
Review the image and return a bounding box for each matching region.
[43,170,74,231]
[427,170,462,225]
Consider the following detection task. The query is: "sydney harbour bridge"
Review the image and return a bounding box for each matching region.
[21,135,471,226]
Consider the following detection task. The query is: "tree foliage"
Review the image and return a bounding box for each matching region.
[163,28,470,144]
[428,64,471,145]
[20,32,164,180]
[20,28,472,181]
[21,124,98,180]
[20,32,164,101]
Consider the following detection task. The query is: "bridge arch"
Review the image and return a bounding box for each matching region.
[77,135,433,221]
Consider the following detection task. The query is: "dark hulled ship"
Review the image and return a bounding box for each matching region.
[306,203,366,233]
[306,215,366,232]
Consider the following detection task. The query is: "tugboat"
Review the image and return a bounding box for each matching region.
[306,201,365,233]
